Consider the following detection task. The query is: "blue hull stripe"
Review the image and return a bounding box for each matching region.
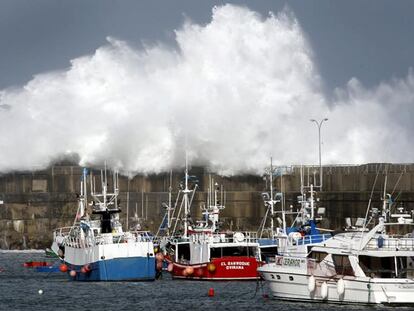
[67,256,156,281]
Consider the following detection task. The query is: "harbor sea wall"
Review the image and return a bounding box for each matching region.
[0,163,413,249]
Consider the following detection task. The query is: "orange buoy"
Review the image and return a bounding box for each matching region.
[69,270,77,277]
[207,263,216,273]
[59,264,68,273]
[185,267,194,276]
[208,287,215,297]
[167,263,174,272]
[182,268,188,276]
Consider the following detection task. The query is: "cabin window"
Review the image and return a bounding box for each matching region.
[261,247,278,263]
[289,276,294,281]
[276,275,281,280]
[308,251,328,262]
[210,246,257,258]
[177,243,191,262]
[332,255,354,276]
[359,256,407,278]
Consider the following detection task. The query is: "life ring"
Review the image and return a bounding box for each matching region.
[234,232,245,242]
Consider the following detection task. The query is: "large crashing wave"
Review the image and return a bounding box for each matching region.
[0,4,412,175]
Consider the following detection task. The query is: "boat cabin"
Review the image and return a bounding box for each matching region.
[169,232,260,264]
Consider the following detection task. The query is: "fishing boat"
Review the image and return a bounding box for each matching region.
[258,164,332,262]
[52,168,156,281]
[258,174,414,304]
[35,265,61,273]
[257,159,286,262]
[160,164,262,280]
[23,261,52,268]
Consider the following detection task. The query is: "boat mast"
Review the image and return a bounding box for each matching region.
[183,154,190,238]
[310,184,315,220]
[382,173,388,221]
[269,158,275,236]
[167,170,172,235]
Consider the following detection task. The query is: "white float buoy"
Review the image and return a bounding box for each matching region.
[321,281,328,300]
[337,278,345,296]
[308,275,316,293]
[38,289,43,295]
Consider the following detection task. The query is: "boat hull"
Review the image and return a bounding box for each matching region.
[63,241,156,281]
[66,256,155,281]
[169,256,261,281]
[260,270,414,304]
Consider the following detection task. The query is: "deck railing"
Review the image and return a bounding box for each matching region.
[56,228,154,248]
[291,233,332,246]
[365,236,414,251]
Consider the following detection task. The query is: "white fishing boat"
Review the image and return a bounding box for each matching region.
[52,168,156,281]
[259,175,414,304]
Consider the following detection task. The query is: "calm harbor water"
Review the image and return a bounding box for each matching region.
[0,251,409,311]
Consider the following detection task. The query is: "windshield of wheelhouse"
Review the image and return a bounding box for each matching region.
[384,224,414,236]
[210,246,257,258]
[359,255,414,278]
[177,243,190,262]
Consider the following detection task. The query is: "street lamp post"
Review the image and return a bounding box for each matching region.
[310,118,328,191]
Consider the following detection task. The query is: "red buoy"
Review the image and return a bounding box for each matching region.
[84,264,91,273]
[59,264,68,273]
[208,288,215,297]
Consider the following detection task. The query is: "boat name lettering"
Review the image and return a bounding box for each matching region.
[275,256,283,265]
[221,261,250,266]
[283,258,301,267]
[220,261,250,269]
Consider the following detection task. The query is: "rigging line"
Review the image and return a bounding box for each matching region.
[358,167,380,256]
[258,206,270,238]
[361,165,381,233]
[390,171,404,197]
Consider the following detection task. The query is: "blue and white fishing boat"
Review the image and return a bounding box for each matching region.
[258,162,331,262]
[52,168,156,281]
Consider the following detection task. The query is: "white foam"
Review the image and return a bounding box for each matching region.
[0,4,412,175]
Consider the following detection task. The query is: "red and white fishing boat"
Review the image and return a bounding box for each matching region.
[161,163,262,280]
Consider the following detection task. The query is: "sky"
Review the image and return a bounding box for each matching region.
[0,1,413,174]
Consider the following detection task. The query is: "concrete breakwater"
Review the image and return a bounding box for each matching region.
[0,163,413,249]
